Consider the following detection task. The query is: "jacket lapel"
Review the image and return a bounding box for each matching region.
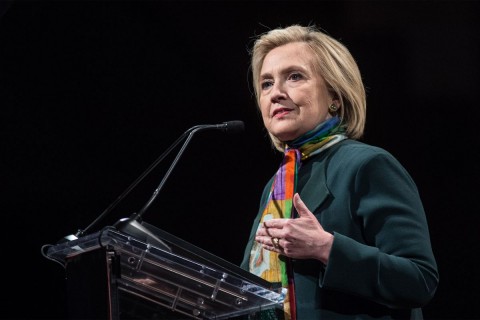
[297,160,331,215]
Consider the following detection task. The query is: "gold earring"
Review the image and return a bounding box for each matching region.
[329,104,338,113]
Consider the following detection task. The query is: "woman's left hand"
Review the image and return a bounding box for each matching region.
[255,193,334,264]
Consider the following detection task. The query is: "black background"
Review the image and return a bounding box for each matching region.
[1,1,479,319]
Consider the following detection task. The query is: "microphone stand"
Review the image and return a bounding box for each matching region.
[58,121,243,245]
[72,125,203,239]
[113,125,215,249]
[130,126,203,222]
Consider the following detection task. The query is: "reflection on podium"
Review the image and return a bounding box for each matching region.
[46,223,284,319]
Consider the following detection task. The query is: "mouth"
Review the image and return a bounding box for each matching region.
[272,107,293,118]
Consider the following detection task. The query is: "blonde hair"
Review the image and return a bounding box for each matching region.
[251,25,366,151]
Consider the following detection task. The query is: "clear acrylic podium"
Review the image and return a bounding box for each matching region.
[46,222,284,319]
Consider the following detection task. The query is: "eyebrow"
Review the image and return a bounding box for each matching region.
[260,65,309,80]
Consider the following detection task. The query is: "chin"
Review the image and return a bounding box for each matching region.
[272,130,301,142]
[267,121,302,141]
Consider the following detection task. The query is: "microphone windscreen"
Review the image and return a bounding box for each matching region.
[224,120,245,134]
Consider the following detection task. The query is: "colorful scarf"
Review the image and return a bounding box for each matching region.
[249,116,346,320]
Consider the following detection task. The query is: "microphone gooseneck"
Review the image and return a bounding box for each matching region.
[129,127,200,221]
[129,120,244,222]
[74,129,190,238]
[69,120,244,240]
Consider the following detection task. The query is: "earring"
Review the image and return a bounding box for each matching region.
[329,104,339,113]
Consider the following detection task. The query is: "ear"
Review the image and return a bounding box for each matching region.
[328,90,341,110]
[331,97,341,110]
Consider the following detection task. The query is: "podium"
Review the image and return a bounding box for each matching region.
[46,222,284,319]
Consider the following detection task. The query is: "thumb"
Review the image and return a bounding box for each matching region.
[293,193,313,218]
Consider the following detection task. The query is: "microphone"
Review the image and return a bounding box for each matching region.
[208,120,245,134]
[61,120,244,243]
[223,120,245,134]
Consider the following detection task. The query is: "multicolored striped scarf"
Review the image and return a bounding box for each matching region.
[249,116,346,320]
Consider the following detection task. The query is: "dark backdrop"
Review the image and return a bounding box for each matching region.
[1,1,479,319]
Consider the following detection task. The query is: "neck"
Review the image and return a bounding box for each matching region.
[286,116,346,161]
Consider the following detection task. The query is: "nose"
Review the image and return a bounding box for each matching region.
[270,81,287,103]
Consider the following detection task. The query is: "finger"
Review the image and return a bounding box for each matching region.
[259,226,281,239]
[262,240,283,253]
[293,193,315,218]
[256,228,270,238]
[271,236,280,249]
[263,218,286,229]
[256,223,275,237]
[263,243,280,253]
[263,222,273,237]
[255,234,272,243]
[256,233,282,248]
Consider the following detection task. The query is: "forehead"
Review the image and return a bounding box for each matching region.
[261,42,316,73]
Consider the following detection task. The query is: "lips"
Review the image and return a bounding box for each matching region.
[272,107,293,117]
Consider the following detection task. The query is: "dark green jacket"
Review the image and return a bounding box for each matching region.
[241,140,438,319]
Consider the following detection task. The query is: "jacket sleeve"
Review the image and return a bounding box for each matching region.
[320,151,439,309]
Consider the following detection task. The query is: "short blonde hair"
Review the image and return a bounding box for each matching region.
[251,25,366,151]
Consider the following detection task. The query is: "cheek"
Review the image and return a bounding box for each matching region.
[259,98,269,117]
[291,88,311,106]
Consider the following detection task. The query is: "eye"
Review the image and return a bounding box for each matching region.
[289,72,304,81]
[261,80,273,90]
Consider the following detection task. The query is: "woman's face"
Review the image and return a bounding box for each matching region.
[259,42,335,142]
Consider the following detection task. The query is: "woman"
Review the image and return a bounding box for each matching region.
[240,25,439,319]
